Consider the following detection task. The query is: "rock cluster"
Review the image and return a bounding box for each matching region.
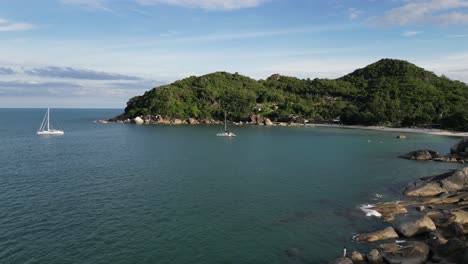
[399,138,468,163]
[108,114,307,127]
[331,139,468,264]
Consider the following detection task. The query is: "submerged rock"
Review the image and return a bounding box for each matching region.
[398,216,436,238]
[331,257,353,264]
[399,150,438,160]
[354,227,399,243]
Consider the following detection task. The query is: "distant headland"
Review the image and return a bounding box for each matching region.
[110,58,468,132]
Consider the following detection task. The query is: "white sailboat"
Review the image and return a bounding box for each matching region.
[37,108,64,135]
[216,112,236,137]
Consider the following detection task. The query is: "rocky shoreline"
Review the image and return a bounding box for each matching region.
[102,114,306,127]
[332,138,468,264]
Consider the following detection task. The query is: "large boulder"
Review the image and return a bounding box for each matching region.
[450,137,468,156]
[366,249,383,264]
[264,118,274,126]
[452,210,468,225]
[133,116,144,125]
[403,168,468,197]
[398,150,438,160]
[397,216,436,238]
[381,241,429,264]
[354,227,399,243]
[436,238,468,263]
[350,251,365,263]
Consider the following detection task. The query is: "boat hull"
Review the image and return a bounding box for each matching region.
[37,130,64,135]
[216,132,236,137]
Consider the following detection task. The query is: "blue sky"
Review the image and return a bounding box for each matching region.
[1,0,468,108]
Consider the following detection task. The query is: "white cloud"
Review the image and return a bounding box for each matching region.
[0,18,36,32]
[372,0,468,25]
[402,30,423,37]
[448,34,468,37]
[348,8,363,20]
[60,0,110,11]
[135,0,268,10]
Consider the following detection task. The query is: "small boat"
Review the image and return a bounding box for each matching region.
[37,108,64,135]
[216,112,236,137]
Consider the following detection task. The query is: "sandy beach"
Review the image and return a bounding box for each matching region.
[309,123,468,137]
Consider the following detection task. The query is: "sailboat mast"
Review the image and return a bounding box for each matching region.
[224,112,227,132]
[47,108,50,131]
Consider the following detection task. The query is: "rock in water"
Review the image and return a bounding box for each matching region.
[366,249,383,264]
[403,168,468,197]
[398,216,436,238]
[450,137,468,156]
[133,116,144,125]
[350,251,365,263]
[397,135,407,139]
[354,227,399,242]
[381,241,429,264]
[398,150,438,160]
[264,118,274,126]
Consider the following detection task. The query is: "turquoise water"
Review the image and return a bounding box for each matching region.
[0,109,463,264]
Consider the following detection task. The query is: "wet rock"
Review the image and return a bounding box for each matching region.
[397,134,407,139]
[381,241,429,264]
[398,216,436,237]
[354,227,399,243]
[366,249,383,264]
[372,202,409,216]
[398,150,438,160]
[417,206,426,212]
[172,119,183,125]
[350,251,365,263]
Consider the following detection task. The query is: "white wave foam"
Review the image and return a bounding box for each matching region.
[360,204,382,218]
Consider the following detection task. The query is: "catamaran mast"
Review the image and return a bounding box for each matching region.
[47,108,50,131]
[224,111,227,132]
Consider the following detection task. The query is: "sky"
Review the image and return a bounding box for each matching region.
[0,0,468,108]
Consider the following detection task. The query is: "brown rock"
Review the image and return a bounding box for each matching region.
[264,118,274,126]
[417,206,426,212]
[350,251,364,263]
[450,137,468,156]
[398,216,436,238]
[397,135,407,139]
[398,150,438,160]
[366,249,383,264]
[373,202,409,216]
[354,227,399,243]
[381,241,429,264]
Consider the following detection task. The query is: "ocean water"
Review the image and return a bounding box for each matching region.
[0,108,464,264]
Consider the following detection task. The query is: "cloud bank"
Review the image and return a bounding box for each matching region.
[373,0,468,25]
[136,0,268,10]
[26,66,142,80]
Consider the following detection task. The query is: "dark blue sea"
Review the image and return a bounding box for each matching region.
[0,108,463,263]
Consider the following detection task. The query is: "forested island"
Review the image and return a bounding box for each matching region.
[119,59,468,131]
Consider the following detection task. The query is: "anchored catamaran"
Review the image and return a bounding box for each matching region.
[37,108,64,135]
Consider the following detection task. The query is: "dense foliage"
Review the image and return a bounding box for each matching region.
[124,59,468,131]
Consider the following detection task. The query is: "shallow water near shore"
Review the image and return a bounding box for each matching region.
[0,109,464,264]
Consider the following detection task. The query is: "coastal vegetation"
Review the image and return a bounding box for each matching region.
[123,59,468,131]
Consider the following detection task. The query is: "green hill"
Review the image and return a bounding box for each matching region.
[123,59,468,131]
